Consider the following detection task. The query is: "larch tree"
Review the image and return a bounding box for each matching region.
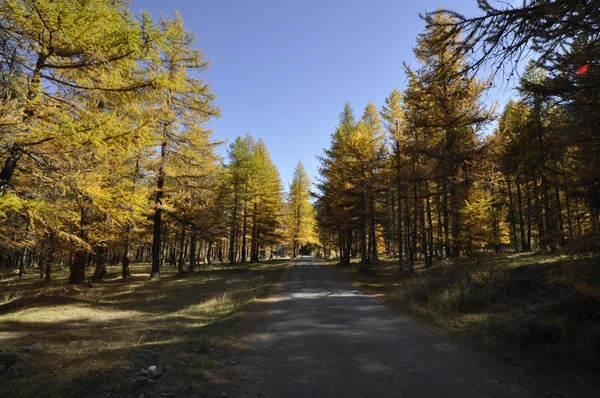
[0,0,160,283]
[381,89,407,270]
[404,11,493,260]
[315,102,387,271]
[225,135,254,264]
[315,102,359,267]
[287,162,315,257]
[433,0,600,244]
[248,139,285,262]
[0,0,154,197]
[146,13,220,279]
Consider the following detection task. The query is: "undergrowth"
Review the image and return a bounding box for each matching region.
[335,253,600,397]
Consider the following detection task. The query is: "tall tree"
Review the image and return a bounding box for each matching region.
[287,162,315,257]
[249,139,285,262]
[147,13,219,279]
[315,103,359,267]
[433,0,600,241]
[225,135,254,264]
[381,89,407,269]
[404,11,493,260]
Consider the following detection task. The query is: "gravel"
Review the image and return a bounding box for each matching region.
[241,257,533,397]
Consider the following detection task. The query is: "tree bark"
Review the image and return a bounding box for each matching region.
[151,140,167,278]
[442,185,450,258]
[241,199,248,262]
[395,141,404,271]
[122,233,132,279]
[0,54,45,196]
[506,173,519,252]
[344,229,352,266]
[91,245,108,281]
[69,199,92,284]
[369,192,378,261]
[178,226,186,273]
[526,177,532,250]
[426,185,434,265]
[229,181,238,265]
[188,226,197,272]
[515,167,527,251]
[532,175,546,250]
[43,238,55,281]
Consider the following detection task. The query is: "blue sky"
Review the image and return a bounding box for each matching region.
[133,0,503,190]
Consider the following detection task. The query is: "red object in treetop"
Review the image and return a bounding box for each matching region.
[576,64,589,75]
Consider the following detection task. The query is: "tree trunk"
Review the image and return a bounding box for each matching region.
[412,189,419,263]
[241,199,248,263]
[344,229,352,266]
[420,193,429,266]
[435,182,443,257]
[506,173,519,252]
[69,200,92,284]
[0,55,45,197]
[70,250,87,285]
[554,185,565,247]
[532,175,546,250]
[338,229,346,265]
[442,185,450,258]
[229,181,239,265]
[16,252,23,277]
[426,186,434,265]
[207,241,213,264]
[19,224,31,278]
[404,187,413,271]
[450,180,461,259]
[188,226,197,272]
[535,94,554,251]
[251,202,259,262]
[369,192,378,261]
[122,234,132,278]
[43,237,55,281]
[178,226,186,273]
[91,245,107,281]
[526,177,532,250]
[151,140,167,279]
[396,141,404,271]
[515,168,527,251]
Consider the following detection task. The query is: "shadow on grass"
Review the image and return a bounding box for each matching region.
[0,260,289,398]
[331,253,600,398]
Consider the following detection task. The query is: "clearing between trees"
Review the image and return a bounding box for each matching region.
[0,260,289,398]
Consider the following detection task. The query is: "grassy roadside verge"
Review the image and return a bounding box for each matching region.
[0,260,290,398]
[326,254,600,397]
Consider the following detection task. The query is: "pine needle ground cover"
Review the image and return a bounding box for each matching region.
[329,254,600,397]
[0,261,289,398]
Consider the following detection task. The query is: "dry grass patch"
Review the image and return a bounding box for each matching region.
[331,253,600,398]
[0,260,289,398]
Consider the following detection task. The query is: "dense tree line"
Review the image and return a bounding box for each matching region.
[0,0,315,283]
[315,2,600,270]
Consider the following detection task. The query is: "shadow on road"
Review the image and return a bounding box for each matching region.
[240,259,532,398]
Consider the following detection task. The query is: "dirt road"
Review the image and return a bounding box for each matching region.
[240,257,532,397]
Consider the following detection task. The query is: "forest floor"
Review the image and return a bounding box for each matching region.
[0,260,290,398]
[327,252,600,397]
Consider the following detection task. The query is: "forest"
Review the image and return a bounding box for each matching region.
[314,6,600,270]
[0,1,316,283]
[312,2,600,395]
[2,0,597,281]
[0,1,599,397]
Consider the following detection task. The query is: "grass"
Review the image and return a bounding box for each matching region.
[329,253,600,398]
[0,260,290,398]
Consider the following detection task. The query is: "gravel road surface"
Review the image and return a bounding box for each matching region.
[241,257,532,397]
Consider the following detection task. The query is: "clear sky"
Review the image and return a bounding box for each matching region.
[132,0,494,190]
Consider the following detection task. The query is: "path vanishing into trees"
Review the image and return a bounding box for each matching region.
[239,257,532,398]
